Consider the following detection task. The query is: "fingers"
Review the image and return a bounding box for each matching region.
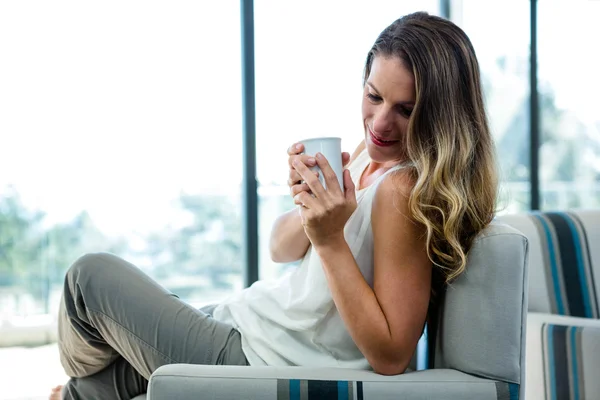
[343,169,356,201]
[293,159,326,198]
[342,152,351,167]
[288,170,318,188]
[287,143,317,170]
[288,154,316,169]
[290,182,310,197]
[287,143,318,194]
[314,153,342,193]
[287,143,304,155]
[294,190,317,209]
[288,143,316,167]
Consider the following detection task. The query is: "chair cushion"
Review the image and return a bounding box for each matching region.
[147,364,517,400]
[498,211,600,318]
[433,222,528,388]
[540,321,600,399]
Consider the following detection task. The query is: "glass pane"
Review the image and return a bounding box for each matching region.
[255,1,440,280]
[539,1,600,209]
[453,1,531,213]
[0,2,241,396]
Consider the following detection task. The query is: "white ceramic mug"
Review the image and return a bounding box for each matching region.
[299,137,344,190]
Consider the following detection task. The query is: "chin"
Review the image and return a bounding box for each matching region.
[365,139,407,165]
[366,142,391,163]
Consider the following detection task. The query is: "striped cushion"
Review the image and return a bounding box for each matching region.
[498,211,600,317]
[275,379,518,400]
[495,382,520,400]
[542,323,600,399]
[148,365,519,400]
[276,379,360,400]
[531,212,599,318]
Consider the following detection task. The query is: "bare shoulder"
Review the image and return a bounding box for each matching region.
[375,169,414,214]
[373,169,424,238]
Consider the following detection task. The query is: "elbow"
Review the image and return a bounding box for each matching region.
[269,238,283,263]
[270,250,301,264]
[269,243,295,264]
[372,363,406,376]
[269,240,285,263]
[269,249,285,264]
[269,239,304,264]
[371,355,411,376]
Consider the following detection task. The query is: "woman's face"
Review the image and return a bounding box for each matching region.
[362,55,416,164]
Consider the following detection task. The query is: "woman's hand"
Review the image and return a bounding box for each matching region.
[287,143,350,201]
[292,152,357,248]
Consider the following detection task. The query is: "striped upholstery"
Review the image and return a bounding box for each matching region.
[531,212,599,318]
[541,323,600,400]
[276,379,359,400]
[497,210,600,400]
[147,365,521,400]
[498,211,600,317]
[496,383,520,400]
[275,379,519,400]
[495,382,520,400]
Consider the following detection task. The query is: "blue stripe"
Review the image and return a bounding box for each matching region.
[560,212,592,318]
[569,326,580,400]
[547,325,558,400]
[535,214,565,314]
[417,331,428,370]
[290,379,300,400]
[337,381,348,400]
[509,383,520,400]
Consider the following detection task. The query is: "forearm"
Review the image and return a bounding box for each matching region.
[315,238,408,374]
[269,208,311,263]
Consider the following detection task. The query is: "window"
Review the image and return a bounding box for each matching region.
[254,0,440,280]
[0,0,243,353]
[453,1,531,213]
[538,0,600,209]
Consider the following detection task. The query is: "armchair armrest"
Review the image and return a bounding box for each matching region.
[527,312,600,399]
[147,365,517,400]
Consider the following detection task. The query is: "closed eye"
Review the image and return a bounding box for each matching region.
[366,93,382,103]
[397,105,413,118]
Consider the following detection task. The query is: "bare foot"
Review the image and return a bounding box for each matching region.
[49,385,63,400]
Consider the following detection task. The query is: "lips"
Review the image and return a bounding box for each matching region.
[369,127,398,147]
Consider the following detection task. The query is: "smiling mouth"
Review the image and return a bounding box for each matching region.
[369,127,398,147]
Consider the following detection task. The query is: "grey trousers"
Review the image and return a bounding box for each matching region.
[58,252,248,400]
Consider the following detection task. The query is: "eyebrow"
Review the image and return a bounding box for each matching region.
[366,81,415,106]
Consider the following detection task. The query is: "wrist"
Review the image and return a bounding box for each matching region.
[313,234,348,257]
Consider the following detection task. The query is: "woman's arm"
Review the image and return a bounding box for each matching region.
[269,208,311,263]
[269,141,365,263]
[315,172,431,375]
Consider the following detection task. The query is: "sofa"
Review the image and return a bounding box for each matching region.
[497,210,600,400]
[136,221,529,400]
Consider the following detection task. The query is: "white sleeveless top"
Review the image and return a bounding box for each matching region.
[212,149,404,369]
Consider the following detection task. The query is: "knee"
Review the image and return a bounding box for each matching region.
[66,252,117,286]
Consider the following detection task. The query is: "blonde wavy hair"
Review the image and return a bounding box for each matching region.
[364,12,498,285]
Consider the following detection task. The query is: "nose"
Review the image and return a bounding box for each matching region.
[372,108,394,134]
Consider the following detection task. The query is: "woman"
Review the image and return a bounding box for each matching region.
[51,11,497,399]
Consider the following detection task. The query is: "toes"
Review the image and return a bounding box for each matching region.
[49,386,64,400]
